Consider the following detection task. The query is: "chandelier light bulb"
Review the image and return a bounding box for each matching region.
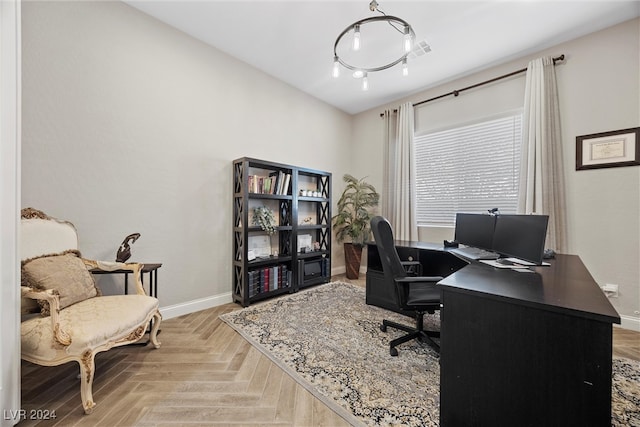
[353,24,361,51]
[404,25,412,53]
[362,72,369,91]
[332,56,340,78]
[402,58,408,76]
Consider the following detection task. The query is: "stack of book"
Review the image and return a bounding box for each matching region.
[248,172,291,195]
[248,265,291,297]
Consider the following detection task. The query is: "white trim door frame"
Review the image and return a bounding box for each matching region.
[1,0,22,425]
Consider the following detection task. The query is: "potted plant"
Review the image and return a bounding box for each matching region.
[252,205,276,234]
[252,205,277,256]
[332,174,380,279]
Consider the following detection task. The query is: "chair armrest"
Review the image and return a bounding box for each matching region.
[21,286,72,346]
[85,260,128,271]
[82,259,148,296]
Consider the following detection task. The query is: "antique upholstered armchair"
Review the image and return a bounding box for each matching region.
[20,208,161,414]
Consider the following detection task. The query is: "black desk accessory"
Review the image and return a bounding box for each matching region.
[443,239,458,248]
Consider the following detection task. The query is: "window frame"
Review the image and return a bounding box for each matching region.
[414,110,524,228]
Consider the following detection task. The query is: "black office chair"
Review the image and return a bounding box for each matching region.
[370,216,444,356]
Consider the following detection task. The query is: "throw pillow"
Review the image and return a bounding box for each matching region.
[22,252,100,316]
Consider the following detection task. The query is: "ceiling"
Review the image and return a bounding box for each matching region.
[125,1,640,115]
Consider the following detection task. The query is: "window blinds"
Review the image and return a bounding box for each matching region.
[414,113,523,227]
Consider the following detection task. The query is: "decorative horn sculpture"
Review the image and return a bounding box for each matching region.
[116,233,141,263]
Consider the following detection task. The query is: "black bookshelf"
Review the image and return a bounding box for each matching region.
[232,157,331,306]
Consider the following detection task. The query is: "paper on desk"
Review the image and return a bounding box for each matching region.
[504,257,536,266]
[502,257,550,267]
[480,259,531,269]
[480,258,550,269]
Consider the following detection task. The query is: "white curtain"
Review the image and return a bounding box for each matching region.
[518,56,566,252]
[382,102,419,241]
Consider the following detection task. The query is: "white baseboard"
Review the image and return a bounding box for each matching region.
[158,289,640,335]
[618,315,640,332]
[160,268,354,320]
[331,266,345,276]
[158,267,357,319]
[330,266,367,277]
[159,292,233,320]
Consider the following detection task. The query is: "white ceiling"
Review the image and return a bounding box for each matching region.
[125,1,640,115]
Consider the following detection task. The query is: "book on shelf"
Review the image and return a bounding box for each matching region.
[322,257,330,277]
[248,174,274,195]
[248,265,290,297]
[275,172,283,195]
[269,171,280,195]
[248,172,291,195]
[271,266,277,290]
[274,171,290,196]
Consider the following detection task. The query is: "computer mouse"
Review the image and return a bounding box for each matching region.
[543,249,556,259]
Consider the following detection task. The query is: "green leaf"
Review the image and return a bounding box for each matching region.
[331,174,379,245]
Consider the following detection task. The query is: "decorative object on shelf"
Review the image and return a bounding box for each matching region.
[332,174,379,279]
[298,234,313,253]
[248,235,272,258]
[115,233,141,263]
[252,206,277,235]
[332,0,424,91]
[576,127,640,170]
[300,189,320,197]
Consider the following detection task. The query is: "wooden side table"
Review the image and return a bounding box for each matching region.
[90,263,162,297]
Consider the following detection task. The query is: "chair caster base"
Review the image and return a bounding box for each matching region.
[390,347,398,356]
[380,324,387,332]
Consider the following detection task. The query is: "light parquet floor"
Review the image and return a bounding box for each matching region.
[18,276,640,427]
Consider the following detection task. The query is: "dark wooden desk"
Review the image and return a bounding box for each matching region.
[90,263,162,297]
[366,243,620,426]
[439,255,620,426]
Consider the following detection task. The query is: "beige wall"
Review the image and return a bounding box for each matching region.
[352,18,640,327]
[21,1,352,313]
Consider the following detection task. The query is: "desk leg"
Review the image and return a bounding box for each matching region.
[124,270,158,297]
[148,270,157,298]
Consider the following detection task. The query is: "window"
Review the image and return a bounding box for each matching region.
[414,112,523,227]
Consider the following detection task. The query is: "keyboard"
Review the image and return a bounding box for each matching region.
[450,246,500,261]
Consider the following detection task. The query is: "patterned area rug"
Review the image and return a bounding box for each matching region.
[220,282,640,426]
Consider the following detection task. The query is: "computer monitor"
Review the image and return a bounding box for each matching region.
[454,213,496,251]
[492,214,549,265]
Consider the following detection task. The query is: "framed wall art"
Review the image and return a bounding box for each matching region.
[248,235,271,258]
[576,127,640,170]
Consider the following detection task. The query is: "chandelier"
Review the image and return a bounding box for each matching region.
[332,0,416,91]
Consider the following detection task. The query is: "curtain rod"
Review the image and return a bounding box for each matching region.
[380,54,565,117]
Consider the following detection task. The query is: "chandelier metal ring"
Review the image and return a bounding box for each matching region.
[333,15,416,73]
